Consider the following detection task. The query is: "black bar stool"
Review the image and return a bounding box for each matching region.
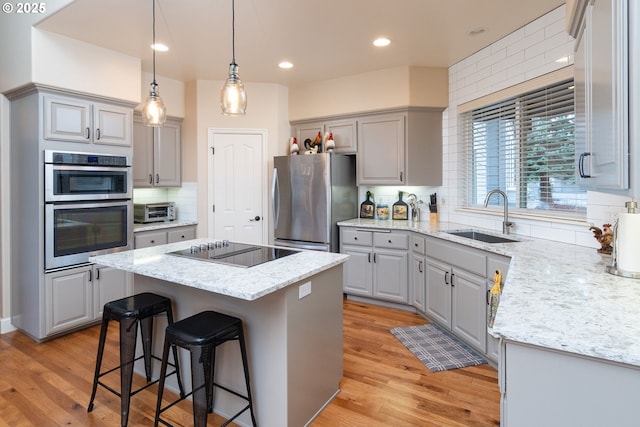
[88,292,185,427]
[154,310,257,427]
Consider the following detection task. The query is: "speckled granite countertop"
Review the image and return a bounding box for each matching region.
[133,220,198,232]
[89,238,348,301]
[339,218,640,367]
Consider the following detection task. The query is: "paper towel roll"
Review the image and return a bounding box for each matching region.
[617,213,640,272]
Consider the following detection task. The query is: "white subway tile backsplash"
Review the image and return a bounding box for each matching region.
[434,3,614,248]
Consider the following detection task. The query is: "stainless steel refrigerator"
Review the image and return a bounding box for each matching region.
[272,153,357,252]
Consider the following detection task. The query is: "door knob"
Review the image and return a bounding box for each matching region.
[250,216,261,221]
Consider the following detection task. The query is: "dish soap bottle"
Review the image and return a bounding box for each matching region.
[392,191,408,220]
[360,191,375,219]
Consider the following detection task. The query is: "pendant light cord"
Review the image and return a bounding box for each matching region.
[231,0,236,65]
[152,0,157,85]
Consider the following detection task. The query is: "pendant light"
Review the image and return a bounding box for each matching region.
[142,0,167,126]
[220,0,247,115]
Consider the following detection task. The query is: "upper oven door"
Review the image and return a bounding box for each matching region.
[45,164,131,202]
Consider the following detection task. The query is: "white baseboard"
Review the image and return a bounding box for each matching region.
[1,317,16,334]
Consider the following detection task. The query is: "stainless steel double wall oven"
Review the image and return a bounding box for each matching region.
[44,150,133,270]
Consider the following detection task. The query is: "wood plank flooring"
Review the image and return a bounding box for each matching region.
[0,299,499,426]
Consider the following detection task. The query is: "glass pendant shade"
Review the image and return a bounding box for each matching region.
[142,82,167,126]
[220,63,247,116]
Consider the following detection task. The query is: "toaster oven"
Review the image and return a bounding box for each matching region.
[134,202,176,223]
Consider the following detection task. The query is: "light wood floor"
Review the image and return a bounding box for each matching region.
[0,299,499,426]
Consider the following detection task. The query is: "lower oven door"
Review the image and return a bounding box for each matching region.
[45,200,132,270]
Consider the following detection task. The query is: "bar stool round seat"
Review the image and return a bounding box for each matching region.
[88,292,184,427]
[154,310,258,427]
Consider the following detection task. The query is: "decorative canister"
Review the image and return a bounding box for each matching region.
[376,204,389,220]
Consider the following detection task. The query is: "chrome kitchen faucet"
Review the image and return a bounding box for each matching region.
[484,189,515,234]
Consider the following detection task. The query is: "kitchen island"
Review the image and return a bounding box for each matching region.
[90,239,348,427]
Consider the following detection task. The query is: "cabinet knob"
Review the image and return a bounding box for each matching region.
[354,237,358,240]
[150,240,155,244]
[388,239,392,243]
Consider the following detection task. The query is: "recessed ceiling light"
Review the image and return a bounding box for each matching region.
[279,61,294,69]
[373,38,391,47]
[468,27,486,36]
[151,43,169,52]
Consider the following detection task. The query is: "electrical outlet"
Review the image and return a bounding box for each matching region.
[299,282,312,299]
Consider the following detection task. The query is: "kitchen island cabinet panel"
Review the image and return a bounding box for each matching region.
[502,341,640,427]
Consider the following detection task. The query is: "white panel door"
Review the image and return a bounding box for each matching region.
[210,129,267,244]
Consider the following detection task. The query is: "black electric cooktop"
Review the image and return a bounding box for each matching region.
[167,241,299,268]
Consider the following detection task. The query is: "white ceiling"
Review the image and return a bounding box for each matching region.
[37,0,566,87]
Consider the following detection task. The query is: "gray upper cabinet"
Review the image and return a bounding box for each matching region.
[44,94,132,146]
[357,108,443,186]
[291,117,357,154]
[292,107,442,186]
[357,113,405,185]
[133,114,182,187]
[575,0,630,192]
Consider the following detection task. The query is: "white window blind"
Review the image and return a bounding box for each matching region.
[460,79,586,217]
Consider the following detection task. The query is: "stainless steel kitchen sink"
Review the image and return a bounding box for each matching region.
[446,230,519,243]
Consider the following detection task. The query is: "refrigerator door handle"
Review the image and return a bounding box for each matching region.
[272,168,280,229]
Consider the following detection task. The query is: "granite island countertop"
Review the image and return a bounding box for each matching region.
[89,238,348,301]
[339,218,640,367]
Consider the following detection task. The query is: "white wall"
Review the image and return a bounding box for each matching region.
[441,5,630,248]
[32,29,140,103]
[0,0,73,93]
[288,66,448,121]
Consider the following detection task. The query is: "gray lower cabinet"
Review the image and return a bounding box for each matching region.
[426,237,487,353]
[134,225,196,249]
[341,228,408,304]
[45,265,132,336]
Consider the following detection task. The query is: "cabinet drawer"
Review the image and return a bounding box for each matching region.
[168,227,196,243]
[410,235,426,255]
[426,237,486,277]
[341,229,372,246]
[134,231,168,248]
[373,232,408,250]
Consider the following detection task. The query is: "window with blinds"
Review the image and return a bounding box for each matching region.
[459,78,586,217]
